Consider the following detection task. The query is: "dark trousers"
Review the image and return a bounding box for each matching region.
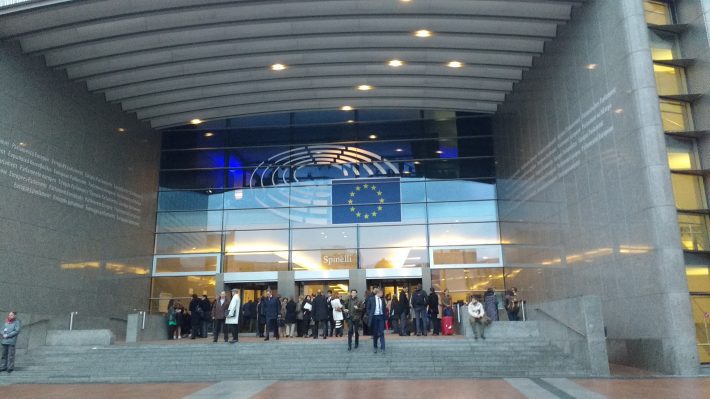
[507,310,519,321]
[347,320,360,348]
[257,318,266,337]
[313,320,327,337]
[0,344,15,371]
[228,323,239,341]
[414,307,427,335]
[303,317,312,336]
[296,319,303,337]
[328,317,335,336]
[430,316,441,334]
[213,319,227,342]
[370,315,385,350]
[265,319,279,339]
[190,316,201,338]
[202,319,210,338]
[399,313,409,335]
[167,324,176,340]
[390,316,399,334]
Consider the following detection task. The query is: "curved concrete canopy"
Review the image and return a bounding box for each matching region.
[0,0,583,128]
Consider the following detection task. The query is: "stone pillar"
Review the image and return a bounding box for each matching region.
[277,271,296,299]
[215,273,225,297]
[421,265,432,292]
[349,269,367,297]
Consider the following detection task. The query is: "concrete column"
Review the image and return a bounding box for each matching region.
[277,271,296,299]
[215,273,225,297]
[421,266,432,292]
[349,269,367,296]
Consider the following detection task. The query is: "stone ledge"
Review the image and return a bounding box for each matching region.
[45,330,115,346]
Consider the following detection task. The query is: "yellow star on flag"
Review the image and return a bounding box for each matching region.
[379,198,385,203]
[371,185,376,191]
[356,212,361,218]
[350,192,355,197]
[377,191,382,196]
[355,186,361,191]
[363,184,369,188]
[350,207,355,212]
[348,199,353,204]
[378,206,383,211]
[364,214,369,219]
[371,211,377,217]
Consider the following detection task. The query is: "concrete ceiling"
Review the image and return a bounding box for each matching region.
[0,0,583,128]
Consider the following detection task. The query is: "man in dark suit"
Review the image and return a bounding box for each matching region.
[366,287,386,354]
[211,291,230,342]
[263,290,280,341]
[312,290,328,339]
[188,294,202,339]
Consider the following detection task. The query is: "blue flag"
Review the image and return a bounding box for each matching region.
[332,178,401,224]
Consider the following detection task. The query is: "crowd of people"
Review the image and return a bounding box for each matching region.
[164,285,523,348]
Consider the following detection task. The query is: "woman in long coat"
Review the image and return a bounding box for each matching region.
[225,288,241,343]
[285,297,297,337]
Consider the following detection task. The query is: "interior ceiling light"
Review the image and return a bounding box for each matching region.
[388,59,404,67]
[369,134,378,139]
[205,132,214,137]
[340,105,354,111]
[346,120,355,124]
[415,29,432,38]
[586,63,598,70]
[447,61,463,68]
[395,148,403,152]
[117,128,126,133]
[190,118,203,125]
[435,150,443,154]
[357,84,373,91]
[271,63,287,71]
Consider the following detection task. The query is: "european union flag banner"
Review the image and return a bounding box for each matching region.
[332,178,401,224]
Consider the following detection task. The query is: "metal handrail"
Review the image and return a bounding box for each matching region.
[533,307,587,338]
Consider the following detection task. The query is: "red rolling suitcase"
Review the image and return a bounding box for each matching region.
[442,316,454,335]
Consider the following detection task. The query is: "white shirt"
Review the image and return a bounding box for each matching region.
[375,296,382,315]
[468,301,484,319]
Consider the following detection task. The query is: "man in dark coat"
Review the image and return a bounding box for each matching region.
[211,291,230,342]
[411,284,428,336]
[326,290,335,337]
[427,287,441,335]
[342,289,364,351]
[263,290,281,340]
[200,295,212,338]
[311,290,329,339]
[256,297,266,337]
[247,300,257,332]
[188,294,202,339]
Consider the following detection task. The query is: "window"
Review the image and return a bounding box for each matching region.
[150,275,217,312]
[223,252,289,272]
[223,208,290,230]
[359,247,429,269]
[358,224,428,248]
[648,30,679,60]
[156,211,224,233]
[431,268,506,303]
[155,232,222,254]
[644,1,674,25]
[653,64,686,95]
[678,213,710,251]
[666,136,698,170]
[224,229,289,252]
[291,249,357,270]
[158,190,224,211]
[671,174,706,209]
[428,223,500,246]
[659,100,692,132]
[154,255,219,274]
[430,245,502,268]
[291,227,357,250]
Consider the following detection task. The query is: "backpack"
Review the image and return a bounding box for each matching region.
[413,291,427,307]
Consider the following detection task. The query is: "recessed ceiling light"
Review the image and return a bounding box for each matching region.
[341,105,354,111]
[190,118,203,125]
[395,148,403,152]
[369,134,378,139]
[271,63,287,71]
[117,128,126,133]
[357,84,373,91]
[435,150,443,154]
[388,59,404,67]
[447,61,463,68]
[204,132,214,137]
[415,29,432,38]
[586,63,598,70]
[614,108,624,114]
[414,161,421,165]
[346,119,355,124]
[18,142,26,147]
[404,171,411,174]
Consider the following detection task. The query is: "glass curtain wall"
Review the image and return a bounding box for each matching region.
[151,109,504,307]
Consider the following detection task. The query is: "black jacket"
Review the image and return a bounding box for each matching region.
[397,292,410,315]
[285,300,297,323]
[428,292,440,315]
[411,289,428,308]
[312,294,329,321]
[264,296,281,321]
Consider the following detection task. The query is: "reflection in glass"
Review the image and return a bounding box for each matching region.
[648,30,678,60]
[158,190,224,211]
[223,186,291,209]
[160,150,225,170]
[156,211,224,233]
[154,255,218,274]
[687,266,710,293]
[291,227,357,250]
[666,136,698,169]
[431,246,502,267]
[155,232,222,254]
[224,230,289,252]
[671,174,706,209]
[359,247,429,269]
[427,201,497,223]
[643,0,673,25]
[224,252,289,272]
[426,180,496,202]
[689,295,710,362]
[223,209,290,230]
[159,170,225,190]
[359,224,428,248]
[429,223,500,246]
[679,213,710,251]
[653,64,685,95]
[659,100,691,132]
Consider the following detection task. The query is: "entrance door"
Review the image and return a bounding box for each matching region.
[298,281,349,298]
[367,278,422,301]
[225,282,277,333]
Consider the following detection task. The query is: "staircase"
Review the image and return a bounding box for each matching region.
[6,336,590,383]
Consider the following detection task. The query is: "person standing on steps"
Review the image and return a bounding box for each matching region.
[189,294,202,339]
[325,290,335,337]
[411,284,428,336]
[427,287,441,336]
[343,289,363,351]
[397,289,410,336]
[483,287,499,322]
[312,290,329,339]
[302,294,313,338]
[0,311,21,373]
[366,288,386,354]
[200,295,212,338]
[212,291,230,343]
[226,288,240,343]
[263,290,280,341]
[505,287,521,321]
[468,295,486,340]
[330,292,344,337]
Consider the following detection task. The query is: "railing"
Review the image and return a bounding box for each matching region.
[533,307,587,338]
[69,311,78,331]
[133,309,147,330]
